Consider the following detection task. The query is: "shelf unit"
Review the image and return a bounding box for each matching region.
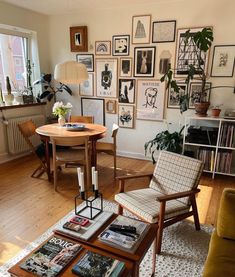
[183,116,235,178]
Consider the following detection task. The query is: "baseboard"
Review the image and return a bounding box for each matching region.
[0,152,30,164]
[117,150,151,161]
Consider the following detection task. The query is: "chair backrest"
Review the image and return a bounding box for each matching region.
[111,123,119,147]
[149,151,203,205]
[18,120,37,150]
[50,136,89,147]
[69,115,94,124]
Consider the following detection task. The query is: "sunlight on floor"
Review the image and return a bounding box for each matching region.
[0,242,22,265]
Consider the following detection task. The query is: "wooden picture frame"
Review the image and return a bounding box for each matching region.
[112,35,130,56]
[95,41,111,55]
[134,47,156,77]
[118,79,135,104]
[76,54,94,72]
[152,20,176,43]
[81,97,105,125]
[189,82,211,108]
[118,104,135,128]
[167,82,188,109]
[132,14,151,44]
[70,26,88,52]
[120,58,132,77]
[105,99,117,114]
[80,73,94,96]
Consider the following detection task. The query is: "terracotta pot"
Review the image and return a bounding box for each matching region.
[194,102,210,116]
[211,108,221,117]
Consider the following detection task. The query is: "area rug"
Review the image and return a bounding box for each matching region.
[0,199,213,277]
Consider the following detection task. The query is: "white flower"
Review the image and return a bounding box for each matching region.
[52,101,72,117]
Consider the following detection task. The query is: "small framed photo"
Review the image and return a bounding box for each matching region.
[105,99,117,114]
[118,104,135,128]
[80,73,93,96]
[95,41,111,55]
[112,35,130,56]
[76,54,94,72]
[134,47,156,77]
[96,58,118,98]
[81,97,105,125]
[132,15,151,44]
[167,83,188,109]
[189,82,211,108]
[70,26,88,52]
[120,58,132,77]
[211,45,235,77]
[152,20,176,43]
[118,79,135,104]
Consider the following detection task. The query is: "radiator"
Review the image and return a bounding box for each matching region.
[6,115,46,154]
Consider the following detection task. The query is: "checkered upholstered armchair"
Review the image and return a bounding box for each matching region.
[115,151,204,254]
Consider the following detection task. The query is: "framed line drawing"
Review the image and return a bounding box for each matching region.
[152,20,176,43]
[167,83,188,109]
[81,97,105,125]
[120,58,132,77]
[112,35,130,56]
[132,14,151,44]
[105,99,117,114]
[137,80,165,121]
[189,82,211,108]
[70,26,88,52]
[96,58,118,98]
[80,73,93,96]
[95,41,111,55]
[118,79,135,104]
[118,104,135,128]
[134,47,156,77]
[211,45,235,77]
[76,54,94,72]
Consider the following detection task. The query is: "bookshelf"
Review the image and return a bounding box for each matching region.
[183,116,235,178]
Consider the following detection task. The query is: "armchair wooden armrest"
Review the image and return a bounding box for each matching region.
[157,188,200,202]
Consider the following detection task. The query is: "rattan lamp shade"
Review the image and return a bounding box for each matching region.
[54,61,88,84]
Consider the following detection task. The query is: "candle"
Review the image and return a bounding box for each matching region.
[94,171,98,190]
[80,172,85,192]
[91,166,95,185]
[77,167,82,188]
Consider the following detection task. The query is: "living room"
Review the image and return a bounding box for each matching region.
[0,0,235,276]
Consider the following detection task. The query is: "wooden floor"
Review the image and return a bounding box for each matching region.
[0,153,235,265]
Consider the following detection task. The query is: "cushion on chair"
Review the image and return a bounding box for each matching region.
[115,188,190,223]
[149,151,203,205]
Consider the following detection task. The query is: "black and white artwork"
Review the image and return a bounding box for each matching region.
[132,15,151,44]
[118,104,134,128]
[120,58,132,77]
[118,79,135,104]
[167,83,188,108]
[81,98,105,125]
[134,47,156,77]
[75,33,81,45]
[189,82,211,108]
[152,20,176,43]
[76,54,94,72]
[95,41,111,55]
[112,35,130,56]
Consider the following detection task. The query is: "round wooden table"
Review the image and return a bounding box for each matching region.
[36,123,107,181]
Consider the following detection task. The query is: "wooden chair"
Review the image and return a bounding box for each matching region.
[96,124,119,178]
[115,150,204,254]
[50,136,90,191]
[69,115,94,124]
[18,120,47,178]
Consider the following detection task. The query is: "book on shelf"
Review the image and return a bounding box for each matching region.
[197,148,215,171]
[219,122,235,147]
[98,215,150,253]
[18,235,81,277]
[215,150,233,173]
[71,250,125,277]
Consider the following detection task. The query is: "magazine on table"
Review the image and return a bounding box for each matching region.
[19,235,81,277]
[98,215,150,253]
[72,250,125,277]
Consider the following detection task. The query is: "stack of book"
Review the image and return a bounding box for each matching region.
[197,148,215,171]
[216,150,233,173]
[219,123,235,147]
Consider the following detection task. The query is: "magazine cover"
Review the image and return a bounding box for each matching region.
[20,235,81,277]
[72,250,125,277]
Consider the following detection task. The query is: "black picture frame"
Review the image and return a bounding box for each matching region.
[112,35,130,56]
[167,82,188,109]
[76,54,94,72]
[152,20,176,43]
[134,46,156,77]
[81,97,105,125]
[118,79,136,104]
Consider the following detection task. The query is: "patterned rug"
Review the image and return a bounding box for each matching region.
[0,199,213,277]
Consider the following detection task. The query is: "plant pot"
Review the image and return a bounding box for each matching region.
[194,102,210,117]
[211,108,221,117]
[4,94,14,106]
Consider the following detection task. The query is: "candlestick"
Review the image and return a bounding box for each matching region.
[94,171,98,191]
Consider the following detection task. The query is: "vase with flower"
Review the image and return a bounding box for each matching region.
[52,101,72,126]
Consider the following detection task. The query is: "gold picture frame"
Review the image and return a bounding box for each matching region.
[70,26,88,52]
[105,99,117,114]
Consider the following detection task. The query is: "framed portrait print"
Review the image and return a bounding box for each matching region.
[118,79,135,104]
[95,58,118,98]
[95,41,111,55]
[134,47,156,77]
[152,20,176,43]
[81,97,105,125]
[120,58,132,77]
[76,54,94,72]
[118,104,135,128]
[80,73,93,96]
[189,82,211,108]
[105,99,117,114]
[112,35,130,56]
[137,80,165,121]
[211,45,235,77]
[70,26,88,52]
[132,15,151,44]
[167,83,187,108]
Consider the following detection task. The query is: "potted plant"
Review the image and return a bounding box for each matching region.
[52,101,73,126]
[4,76,14,105]
[210,104,222,117]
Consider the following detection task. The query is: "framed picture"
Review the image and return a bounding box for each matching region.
[95,41,111,55]
[137,80,165,121]
[189,82,211,108]
[167,83,188,108]
[132,14,151,44]
[80,73,93,96]
[211,45,235,77]
[152,20,176,43]
[95,58,118,98]
[134,47,156,77]
[112,35,130,56]
[70,26,88,52]
[118,79,135,104]
[81,97,105,125]
[120,58,132,77]
[76,54,94,72]
[175,27,211,77]
[105,99,117,114]
[118,104,135,128]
